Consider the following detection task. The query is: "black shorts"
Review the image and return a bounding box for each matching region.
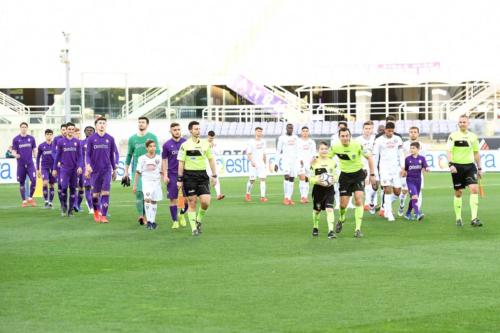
[451,163,478,190]
[312,185,335,211]
[183,170,210,197]
[339,169,366,197]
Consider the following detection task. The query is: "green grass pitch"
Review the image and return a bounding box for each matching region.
[1,173,500,332]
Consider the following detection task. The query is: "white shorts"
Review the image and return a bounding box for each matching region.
[298,161,311,177]
[380,169,402,188]
[249,163,267,180]
[401,177,408,190]
[281,158,300,177]
[142,180,163,201]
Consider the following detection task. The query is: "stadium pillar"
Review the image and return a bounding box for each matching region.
[61,32,71,123]
[355,90,372,121]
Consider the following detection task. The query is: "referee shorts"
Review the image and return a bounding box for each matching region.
[451,163,478,190]
[339,169,366,197]
[183,170,211,197]
[312,185,335,211]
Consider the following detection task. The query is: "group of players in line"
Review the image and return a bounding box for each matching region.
[11,114,482,238]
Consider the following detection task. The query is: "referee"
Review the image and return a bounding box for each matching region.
[447,114,483,227]
[177,121,218,236]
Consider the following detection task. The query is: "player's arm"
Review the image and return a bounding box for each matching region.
[36,146,42,174]
[362,147,376,185]
[111,140,118,180]
[11,138,20,159]
[206,145,218,185]
[177,144,186,188]
[85,139,93,177]
[446,134,457,174]
[162,158,169,183]
[52,143,61,176]
[473,136,482,177]
[32,138,37,161]
[124,136,134,178]
[76,142,83,175]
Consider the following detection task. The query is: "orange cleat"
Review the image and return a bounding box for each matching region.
[93,210,101,223]
[300,197,308,204]
[245,193,251,202]
[28,198,37,207]
[217,194,225,200]
[378,209,385,218]
[289,200,295,205]
[21,201,28,208]
[260,197,268,202]
[364,204,369,211]
[100,216,109,223]
[283,198,290,205]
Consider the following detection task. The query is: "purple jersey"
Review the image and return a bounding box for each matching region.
[162,137,186,174]
[405,155,428,180]
[12,134,36,164]
[53,137,83,170]
[80,138,88,168]
[37,142,54,169]
[85,132,117,171]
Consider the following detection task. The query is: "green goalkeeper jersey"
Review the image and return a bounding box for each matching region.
[126,132,160,174]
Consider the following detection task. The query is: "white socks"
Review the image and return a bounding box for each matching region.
[260,181,266,197]
[299,180,309,198]
[246,180,254,194]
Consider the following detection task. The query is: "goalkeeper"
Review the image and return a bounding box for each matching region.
[310,142,338,239]
[122,117,160,225]
[328,127,376,238]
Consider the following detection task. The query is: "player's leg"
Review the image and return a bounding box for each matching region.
[311,186,321,236]
[135,173,145,223]
[76,175,84,211]
[49,172,55,207]
[167,177,180,228]
[214,179,224,200]
[90,172,103,222]
[26,164,37,205]
[336,195,350,233]
[42,175,49,206]
[283,174,291,204]
[245,167,256,201]
[259,176,267,202]
[383,183,395,221]
[298,162,309,203]
[353,190,364,237]
[186,195,198,234]
[17,164,28,205]
[98,171,112,222]
[144,197,153,229]
[67,170,78,217]
[398,178,408,216]
[197,193,211,231]
[468,183,480,226]
[59,169,70,215]
[312,208,320,236]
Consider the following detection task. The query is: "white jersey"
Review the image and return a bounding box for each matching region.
[402,140,427,156]
[137,154,162,182]
[297,138,316,163]
[373,135,404,171]
[356,134,375,170]
[277,134,299,160]
[246,138,267,165]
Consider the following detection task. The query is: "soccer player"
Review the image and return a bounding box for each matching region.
[297,126,316,203]
[85,117,117,223]
[71,127,85,212]
[277,123,299,205]
[207,131,225,200]
[402,142,429,221]
[310,141,338,239]
[355,120,377,214]
[330,121,348,147]
[135,139,162,230]
[12,122,37,207]
[330,121,348,209]
[328,127,376,237]
[245,126,268,202]
[398,126,427,216]
[123,116,160,225]
[372,122,405,222]
[52,122,83,217]
[82,126,95,213]
[177,120,218,236]
[447,114,482,227]
[162,122,188,229]
[52,123,68,210]
[36,129,55,208]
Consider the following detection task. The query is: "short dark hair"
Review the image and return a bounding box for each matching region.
[385,122,395,130]
[84,126,95,132]
[138,116,149,124]
[410,142,420,149]
[20,122,28,127]
[338,121,348,128]
[188,120,199,130]
[318,141,329,148]
[409,126,419,133]
[145,139,156,148]
[45,129,53,134]
[338,127,351,136]
[170,122,180,128]
[386,115,396,122]
[363,120,373,127]
[60,124,67,129]
[255,127,263,131]
[208,130,215,137]
[66,122,75,128]
[94,117,107,125]
[301,126,309,130]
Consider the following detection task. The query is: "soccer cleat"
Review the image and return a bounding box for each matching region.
[289,200,295,205]
[327,230,337,239]
[335,221,343,233]
[283,198,290,205]
[312,227,319,237]
[179,215,187,227]
[100,216,109,223]
[260,197,268,203]
[61,206,67,217]
[471,218,482,227]
[404,212,413,221]
[44,202,49,209]
[378,209,385,218]
[151,222,157,229]
[416,214,425,222]
[137,216,145,226]
[192,228,200,236]
[300,197,308,204]
[387,213,395,222]
[88,208,94,214]
[48,202,53,209]
[354,229,364,238]
[245,193,251,202]
[28,198,36,207]
[369,204,376,215]
[146,221,153,230]
[67,209,74,218]
[456,218,463,227]
[217,194,225,200]
[397,205,405,217]
[196,221,203,233]
[364,204,370,211]
[94,210,101,223]
[21,201,28,208]
[172,221,180,229]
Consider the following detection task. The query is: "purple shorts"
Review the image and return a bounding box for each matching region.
[17,162,36,184]
[167,173,183,199]
[407,177,421,197]
[91,169,112,193]
[41,167,56,184]
[60,168,78,190]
